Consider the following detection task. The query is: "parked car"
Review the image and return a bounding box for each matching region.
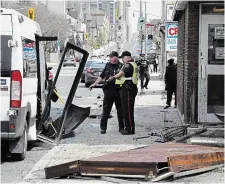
[81,60,93,83]
[63,55,76,67]
[85,60,108,87]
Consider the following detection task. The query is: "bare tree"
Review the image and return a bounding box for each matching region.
[2,1,70,50]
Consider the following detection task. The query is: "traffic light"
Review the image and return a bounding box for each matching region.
[142,34,145,40]
[148,35,153,40]
[28,8,35,20]
[84,33,89,40]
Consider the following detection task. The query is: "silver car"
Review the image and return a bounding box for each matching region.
[63,55,76,67]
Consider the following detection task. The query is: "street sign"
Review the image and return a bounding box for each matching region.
[118,15,123,22]
[138,16,145,26]
[117,24,123,31]
[145,23,154,28]
[28,8,35,20]
[116,35,123,43]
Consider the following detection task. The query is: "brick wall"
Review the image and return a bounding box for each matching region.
[177,2,200,123]
[177,11,185,116]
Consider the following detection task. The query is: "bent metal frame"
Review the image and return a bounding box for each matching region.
[35,35,89,145]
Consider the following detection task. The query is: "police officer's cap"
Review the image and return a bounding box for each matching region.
[107,51,119,57]
[119,51,131,58]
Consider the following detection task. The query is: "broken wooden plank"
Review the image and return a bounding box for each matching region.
[173,164,224,178]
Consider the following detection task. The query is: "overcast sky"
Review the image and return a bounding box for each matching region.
[129,0,162,33]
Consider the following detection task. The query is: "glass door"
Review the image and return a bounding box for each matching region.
[198,15,224,123]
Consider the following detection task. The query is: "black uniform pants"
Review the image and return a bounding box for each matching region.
[140,71,150,88]
[166,85,177,106]
[119,84,138,133]
[153,64,158,73]
[100,90,124,131]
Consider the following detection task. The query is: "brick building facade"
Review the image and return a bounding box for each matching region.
[173,1,224,124]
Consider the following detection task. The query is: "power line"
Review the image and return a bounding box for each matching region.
[130,8,162,18]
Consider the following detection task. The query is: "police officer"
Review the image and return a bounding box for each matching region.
[89,51,124,134]
[108,51,138,135]
[136,54,150,89]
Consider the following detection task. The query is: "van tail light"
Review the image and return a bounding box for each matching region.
[87,68,95,73]
[48,71,53,80]
[10,70,22,108]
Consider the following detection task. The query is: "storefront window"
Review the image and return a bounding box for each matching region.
[202,4,224,14]
[208,24,224,65]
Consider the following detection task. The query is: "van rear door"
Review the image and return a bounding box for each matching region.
[0,14,12,121]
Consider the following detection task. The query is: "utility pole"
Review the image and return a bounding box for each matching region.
[116,0,124,54]
[139,0,143,55]
[144,1,147,58]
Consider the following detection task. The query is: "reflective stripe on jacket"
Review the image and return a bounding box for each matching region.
[115,62,138,86]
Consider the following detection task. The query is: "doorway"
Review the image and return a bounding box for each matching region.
[198,14,224,123]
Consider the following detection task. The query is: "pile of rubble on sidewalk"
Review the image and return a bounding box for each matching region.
[44,123,224,183]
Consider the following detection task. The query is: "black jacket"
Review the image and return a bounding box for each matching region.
[137,59,150,72]
[165,64,177,87]
[100,61,123,90]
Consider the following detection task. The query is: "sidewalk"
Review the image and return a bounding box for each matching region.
[20,73,188,183]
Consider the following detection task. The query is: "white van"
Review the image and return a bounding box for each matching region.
[0,8,49,160]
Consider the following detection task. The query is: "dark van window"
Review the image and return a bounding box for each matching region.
[1,35,12,77]
[22,37,37,78]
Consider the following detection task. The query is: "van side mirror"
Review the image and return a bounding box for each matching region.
[47,67,53,70]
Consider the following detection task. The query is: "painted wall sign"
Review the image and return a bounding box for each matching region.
[1,86,8,91]
[215,47,224,59]
[0,79,6,85]
[215,27,224,39]
[166,5,175,22]
[166,22,178,51]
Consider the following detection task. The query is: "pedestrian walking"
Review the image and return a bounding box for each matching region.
[153,56,159,73]
[108,51,138,135]
[89,51,124,134]
[164,58,177,109]
[136,54,150,90]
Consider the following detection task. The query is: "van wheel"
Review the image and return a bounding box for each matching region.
[14,122,28,161]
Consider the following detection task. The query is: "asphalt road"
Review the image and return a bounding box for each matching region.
[0,42,139,183]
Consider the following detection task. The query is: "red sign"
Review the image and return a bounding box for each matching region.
[168,27,178,36]
[145,23,154,28]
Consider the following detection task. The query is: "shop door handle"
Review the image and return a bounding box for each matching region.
[201,65,206,79]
